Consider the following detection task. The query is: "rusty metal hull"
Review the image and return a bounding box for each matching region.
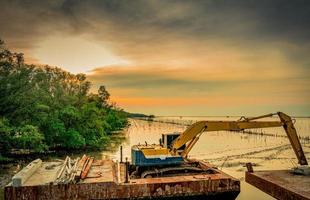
[5,182,239,200]
[5,159,240,200]
[246,171,310,200]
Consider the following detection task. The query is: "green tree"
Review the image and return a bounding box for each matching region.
[14,125,47,152]
[43,117,66,147]
[0,118,13,155]
[0,39,128,156]
[61,129,85,149]
[59,106,81,128]
[98,85,110,106]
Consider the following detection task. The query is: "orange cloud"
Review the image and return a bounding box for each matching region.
[111,94,309,108]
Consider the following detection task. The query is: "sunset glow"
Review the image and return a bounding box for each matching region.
[1,0,309,116]
[32,35,130,73]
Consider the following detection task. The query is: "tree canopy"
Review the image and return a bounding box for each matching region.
[0,39,127,159]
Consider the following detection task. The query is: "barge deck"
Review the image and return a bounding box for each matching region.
[5,156,240,199]
[245,170,310,200]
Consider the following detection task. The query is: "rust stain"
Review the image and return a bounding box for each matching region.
[5,179,240,199]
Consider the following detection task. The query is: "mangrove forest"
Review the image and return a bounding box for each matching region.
[0,39,128,161]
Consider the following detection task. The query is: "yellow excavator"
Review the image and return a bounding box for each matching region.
[130,112,309,178]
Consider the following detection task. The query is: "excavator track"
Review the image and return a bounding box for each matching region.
[140,166,213,178]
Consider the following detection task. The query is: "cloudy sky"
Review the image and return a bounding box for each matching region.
[1,0,309,116]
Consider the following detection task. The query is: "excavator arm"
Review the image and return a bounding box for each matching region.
[170,112,308,166]
[277,112,307,165]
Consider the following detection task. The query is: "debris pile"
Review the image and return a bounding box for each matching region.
[54,156,79,184]
[54,154,94,184]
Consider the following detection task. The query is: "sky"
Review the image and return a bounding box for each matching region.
[0,0,309,116]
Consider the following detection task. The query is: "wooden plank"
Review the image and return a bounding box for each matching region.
[82,157,90,173]
[68,157,80,182]
[12,159,42,187]
[81,158,93,180]
[75,155,88,180]
[56,156,69,180]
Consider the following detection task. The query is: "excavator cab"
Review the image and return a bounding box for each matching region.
[131,132,187,167]
[131,144,184,167]
[161,132,185,150]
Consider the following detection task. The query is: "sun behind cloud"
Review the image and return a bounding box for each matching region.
[31,34,130,73]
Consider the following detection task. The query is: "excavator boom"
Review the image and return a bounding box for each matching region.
[171,112,308,166]
[277,112,308,165]
[131,111,307,170]
[172,121,282,150]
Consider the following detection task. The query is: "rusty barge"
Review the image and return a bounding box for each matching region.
[5,155,240,200]
[246,170,310,200]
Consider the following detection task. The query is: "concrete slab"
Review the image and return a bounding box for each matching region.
[24,161,63,186]
[12,159,42,187]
